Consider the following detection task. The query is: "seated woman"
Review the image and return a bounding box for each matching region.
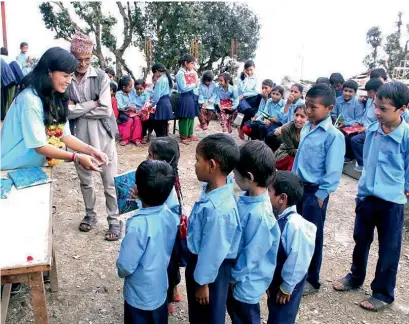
[1,47,107,171]
[275,105,307,171]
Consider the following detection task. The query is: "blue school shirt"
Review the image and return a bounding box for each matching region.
[359,98,376,128]
[231,190,280,304]
[198,83,217,110]
[16,52,32,76]
[238,75,258,98]
[402,110,409,124]
[1,88,71,170]
[331,96,364,126]
[276,205,316,294]
[357,119,409,205]
[215,85,239,110]
[187,182,242,285]
[256,98,286,123]
[117,204,178,310]
[292,115,345,201]
[151,75,171,107]
[283,98,305,124]
[116,89,148,112]
[176,68,198,95]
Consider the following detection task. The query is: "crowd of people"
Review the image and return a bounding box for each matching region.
[1,31,409,324]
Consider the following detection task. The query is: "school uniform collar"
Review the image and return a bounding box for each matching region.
[239,189,269,203]
[337,96,355,104]
[200,182,235,207]
[277,205,297,220]
[269,98,284,107]
[305,115,332,132]
[369,117,407,144]
[133,204,165,217]
[180,68,194,74]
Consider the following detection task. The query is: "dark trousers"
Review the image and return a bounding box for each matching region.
[296,184,329,289]
[344,134,354,159]
[142,120,153,137]
[349,133,365,167]
[227,290,260,324]
[124,300,168,324]
[151,120,168,137]
[347,196,404,304]
[186,254,234,324]
[240,108,258,128]
[267,277,306,324]
[265,132,283,152]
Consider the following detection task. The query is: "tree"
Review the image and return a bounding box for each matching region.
[363,26,382,69]
[135,2,260,77]
[39,1,142,80]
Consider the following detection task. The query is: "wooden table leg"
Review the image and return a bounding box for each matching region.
[50,248,58,293]
[29,272,49,324]
[1,283,11,324]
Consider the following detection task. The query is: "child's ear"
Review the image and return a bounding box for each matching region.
[247,171,254,182]
[279,193,288,205]
[209,159,217,172]
[326,104,334,112]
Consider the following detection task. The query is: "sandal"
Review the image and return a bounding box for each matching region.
[333,275,360,291]
[105,220,123,241]
[120,141,129,146]
[360,296,392,312]
[79,216,97,232]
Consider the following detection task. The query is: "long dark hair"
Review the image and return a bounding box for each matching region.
[20,47,78,127]
[149,137,183,216]
[240,59,255,81]
[118,75,133,91]
[178,54,196,68]
[152,63,173,89]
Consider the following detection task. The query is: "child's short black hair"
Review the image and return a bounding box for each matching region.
[370,68,387,81]
[236,140,276,187]
[135,160,175,206]
[110,82,117,93]
[197,134,240,176]
[262,79,275,88]
[219,72,233,86]
[202,70,214,83]
[365,78,383,92]
[272,85,284,97]
[135,79,145,87]
[306,83,336,107]
[20,42,28,48]
[376,82,409,110]
[342,80,358,92]
[329,73,345,86]
[272,171,304,207]
[105,67,115,77]
[315,77,330,85]
[292,83,304,94]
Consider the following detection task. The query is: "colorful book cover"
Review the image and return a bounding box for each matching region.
[0,178,13,199]
[114,169,138,215]
[342,125,365,135]
[7,167,50,189]
[184,73,197,85]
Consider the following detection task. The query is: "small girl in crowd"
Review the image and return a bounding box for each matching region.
[275,105,307,171]
[282,83,305,124]
[150,63,174,138]
[116,76,144,146]
[216,72,239,133]
[198,71,217,130]
[238,60,262,139]
[247,82,285,141]
[176,54,199,144]
[110,82,119,120]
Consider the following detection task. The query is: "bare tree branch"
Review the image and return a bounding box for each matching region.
[53,1,85,34]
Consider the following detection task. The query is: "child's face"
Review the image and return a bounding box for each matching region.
[294,108,307,129]
[110,88,114,97]
[374,96,405,127]
[218,77,227,87]
[195,148,212,182]
[233,169,251,192]
[245,66,255,77]
[185,61,195,71]
[21,45,28,53]
[261,85,273,97]
[152,72,160,83]
[123,81,134,94]
[367,89,376,99]
[135,85,144,95]
[267,185,282,217]
[271,90,282,103]
[290,86,302,101]
[107,73,114,80]
[205,80,212,87]
[342,87,356,101]
[305,96,333,124]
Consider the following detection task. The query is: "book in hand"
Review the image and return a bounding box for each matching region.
[342,125,365,135]
[114,169,138,215]
[7,167,51,189]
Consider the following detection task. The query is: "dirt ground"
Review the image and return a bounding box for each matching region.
[5,120,409,324]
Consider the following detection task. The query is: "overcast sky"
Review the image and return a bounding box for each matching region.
[1,0,408,83]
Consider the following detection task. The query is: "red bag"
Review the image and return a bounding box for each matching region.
[220,99,233,111]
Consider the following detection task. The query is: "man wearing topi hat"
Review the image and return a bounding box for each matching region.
[67,32,122,241]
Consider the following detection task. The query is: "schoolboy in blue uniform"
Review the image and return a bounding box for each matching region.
[267,171,317,324]
[227,140,280,324]
[292,84,345,295]
[186,133,241,324]
[333,82,409,312]
[117,160,178,324]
